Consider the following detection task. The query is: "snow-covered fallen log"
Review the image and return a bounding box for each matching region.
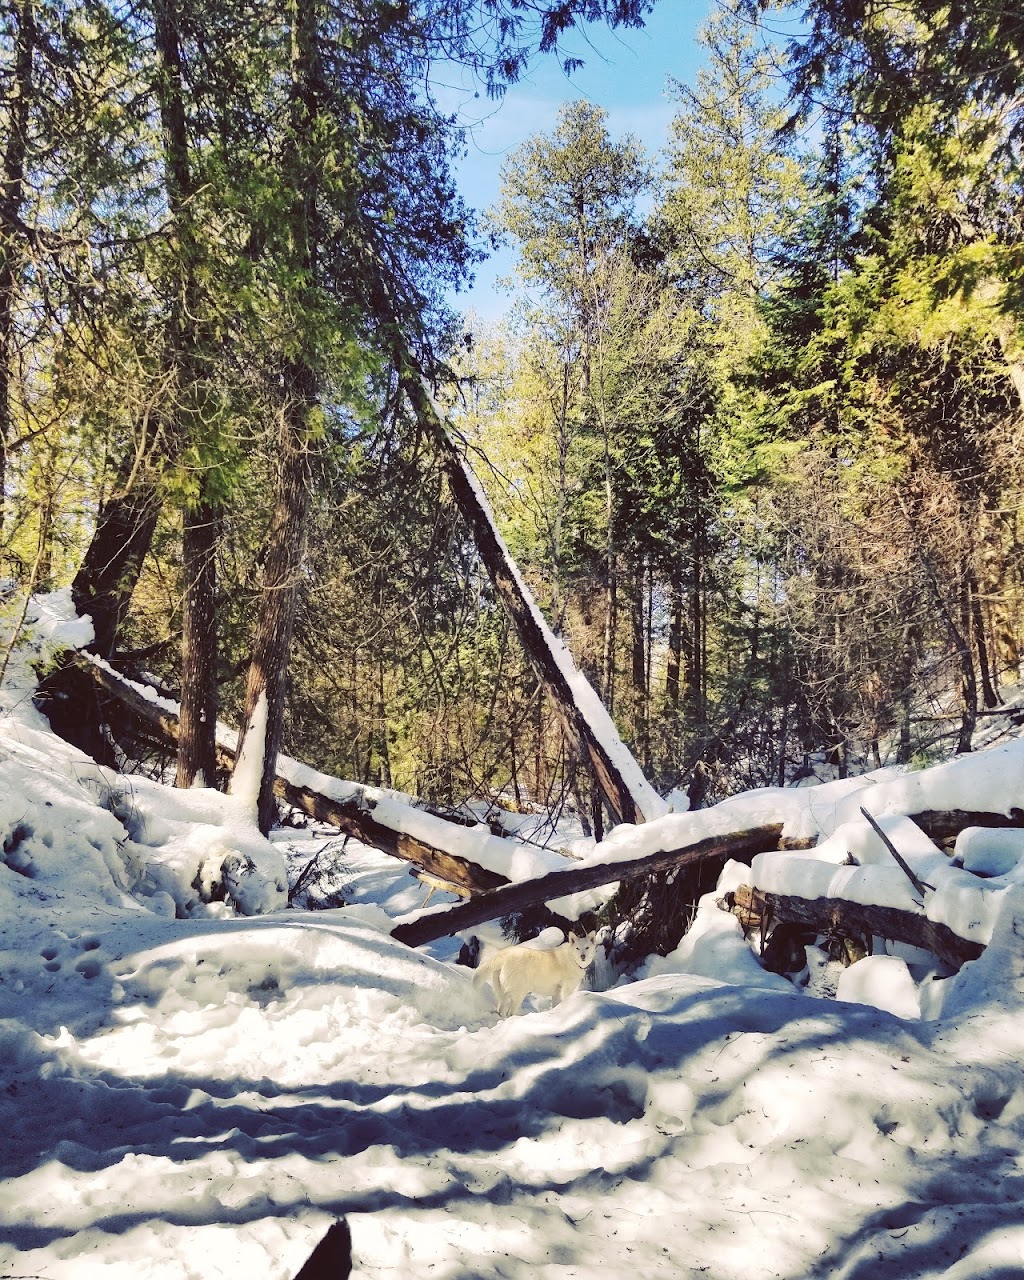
[390,824,787,946]
[55,651,564,895]
[393,785,1024,953]
[722,883,984,970]
[909,808,1024,844]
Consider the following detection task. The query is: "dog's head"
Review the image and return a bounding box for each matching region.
[567,931,596,968]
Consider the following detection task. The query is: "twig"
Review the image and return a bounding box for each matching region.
[860,807,935,895]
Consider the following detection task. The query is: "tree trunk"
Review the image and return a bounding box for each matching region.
[602,444,617,708]
[229,0,319,833]
[629,562,648,765]
[72,463,164,657]
[776,699,788,787]
[723,884,983,971]
[230,399,314,832]
[969,572,999,709]
[0,0,34,546]
[688,516,706,718]
[917,546,976,753]
[154,0,220,788]
[666,567,683,707]
[896,623,918,765]
[955,578,979,752]
[176,497,218,786]
[375,653,392,787]
[552,355,572,618]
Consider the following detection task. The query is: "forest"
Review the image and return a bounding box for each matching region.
[3,4,1024,1274]
[2,0,1023,830]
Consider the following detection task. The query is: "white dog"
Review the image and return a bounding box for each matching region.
[473,931,596,1016]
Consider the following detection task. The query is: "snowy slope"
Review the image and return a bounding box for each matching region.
[2,595,1024,1279]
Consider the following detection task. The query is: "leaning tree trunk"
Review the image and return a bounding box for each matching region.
[400,373,665,827]
[72,460,165,658]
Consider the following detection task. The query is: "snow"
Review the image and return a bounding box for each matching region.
[228,688,269,811]
[25,587,96,650]
[835,954,922,1019]
[3,596,1024,1278]
[957,825,1024,877]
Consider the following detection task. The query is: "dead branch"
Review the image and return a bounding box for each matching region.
[860,807,934,895]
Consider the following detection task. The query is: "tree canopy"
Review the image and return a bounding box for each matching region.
[5,0,1023,827]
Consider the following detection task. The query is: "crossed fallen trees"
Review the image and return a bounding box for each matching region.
[47,651,1017,973]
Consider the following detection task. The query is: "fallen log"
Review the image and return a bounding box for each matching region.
[51,652,519,895]
[390,823,786,947]
[265,766,510,894]
[722,883,984,970]
[911,808,1024,846]
[402,373,665,828]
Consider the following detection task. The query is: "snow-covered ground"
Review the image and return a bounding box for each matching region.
[2,594,1024,1279]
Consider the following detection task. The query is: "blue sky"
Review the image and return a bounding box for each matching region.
[444,1,715,320]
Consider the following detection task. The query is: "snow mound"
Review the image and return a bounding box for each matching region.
[0,594,287,919]
[836,953,922,1019]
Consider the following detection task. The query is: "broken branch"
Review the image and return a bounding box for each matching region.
[859,807,935,895]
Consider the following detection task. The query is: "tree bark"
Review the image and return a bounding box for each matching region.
[0,0,34,545]
[229,0,320,833]
[153,0,220,788]
[630,562,647,757]
[969,572,999,709]
[601,440,617,710]
[666,567,683,707]
[71,463,164,658]
[231,410,313,832]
